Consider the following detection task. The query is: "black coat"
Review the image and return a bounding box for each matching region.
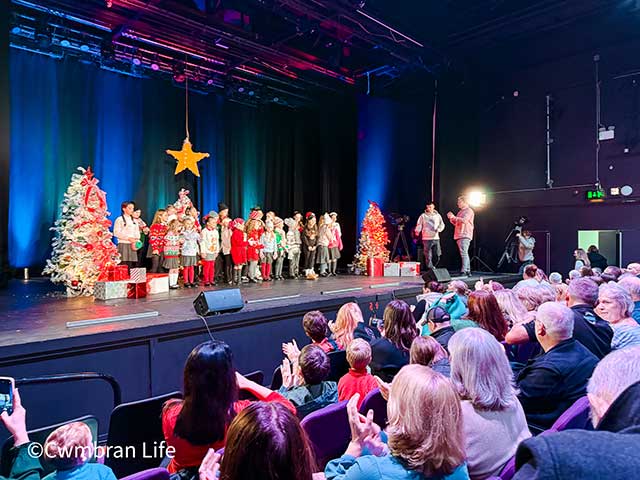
[369,337,409,382]
[513,382,640,479]
[516,339,598,430]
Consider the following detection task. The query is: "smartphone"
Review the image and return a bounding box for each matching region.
[0,377,15,415]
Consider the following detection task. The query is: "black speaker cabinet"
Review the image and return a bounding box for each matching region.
[193,289,244,316]
[423,267,451,283]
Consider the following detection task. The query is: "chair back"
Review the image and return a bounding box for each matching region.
[498,455,517,480]
[239,370,264,400]
[105,391,182,478]
[0,415,99,477]
[301,400,350,469]
[359,388,387,428]
[327,350,349,382]
[548,396,592,432]
[120,467,170,480]
[270,366,283,390]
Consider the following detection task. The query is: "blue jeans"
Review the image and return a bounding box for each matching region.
[457,238,471,273]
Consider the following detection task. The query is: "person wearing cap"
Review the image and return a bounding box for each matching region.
[415,202,445,271]
[420,306,456,353]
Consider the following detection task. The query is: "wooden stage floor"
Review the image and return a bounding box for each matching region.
[0,272,519,350]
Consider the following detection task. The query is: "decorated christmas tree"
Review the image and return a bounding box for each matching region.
[354,200,390,272]
[43,167,120,296]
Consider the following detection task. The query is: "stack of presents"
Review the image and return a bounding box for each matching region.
[366,257,420,278]
[94,265,170,301]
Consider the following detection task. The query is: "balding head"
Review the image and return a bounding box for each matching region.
[534,302,574,351]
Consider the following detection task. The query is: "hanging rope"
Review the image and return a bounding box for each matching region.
[185,75,190,141]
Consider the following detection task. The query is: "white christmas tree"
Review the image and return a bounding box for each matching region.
[43,167,120,296]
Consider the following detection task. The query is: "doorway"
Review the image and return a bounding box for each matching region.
[577,230,620,267]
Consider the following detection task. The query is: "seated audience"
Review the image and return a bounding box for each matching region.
[513,347,640,480]
[627,262,640,276]
[0,388,43,480]
[447,279,470,308]
[574,248,590,269]
[412,279,446,322]
[516,302,598,431]
[43,422,116,480]
[513,264,541,291]
[494,290,531,327]
[283,311,337,358]
[603,265,622,280]
[567,269,582,282]
[515,285,553,313]
[579,266,594,278]
[338,339,378,407]
[548,272,562,285]
[552,282,568,302]
[162,340,294,474]
[587,245,608,270]
[422,305,456,353]
[325,365,469,480]
[370,300,418,382]
[410,335,451,377]
[279,344,338,418]
[198,402,317,480]
[466,290,509,342]
[330,302,378,348]
[618,275,640,324]
[596,282,640,350]
[449,329,530,479]
[507,278,612,359]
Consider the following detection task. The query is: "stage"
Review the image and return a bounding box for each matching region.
[0,271,518,440]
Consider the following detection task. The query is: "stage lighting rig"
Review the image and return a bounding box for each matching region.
[465,189,487,208]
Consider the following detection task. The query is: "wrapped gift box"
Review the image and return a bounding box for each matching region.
[99,265,130,282]
[129,267,147,284]
[94,281,128,300]
[399,261,421,277]
[383,262,400,276]
[146,273,169,294]
[127,282,147,299]
[366,257,385,277]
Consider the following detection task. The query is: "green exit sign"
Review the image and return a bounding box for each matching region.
[586,189,605,201]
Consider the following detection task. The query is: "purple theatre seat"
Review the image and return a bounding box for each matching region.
[119,467,169,480]
[301,400,350,469]
[547,395,592,432]
[498,456,517,480]
[359,388,387,428]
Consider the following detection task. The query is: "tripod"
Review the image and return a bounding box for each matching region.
[470,239,494,273]
[497,227,521,271]
[390,224,411,262]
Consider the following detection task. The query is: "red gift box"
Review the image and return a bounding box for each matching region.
[100,265,130,282]
[127,282,147,299]
[366,257,385,277]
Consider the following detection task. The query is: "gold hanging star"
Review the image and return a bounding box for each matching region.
[166,137,209,177]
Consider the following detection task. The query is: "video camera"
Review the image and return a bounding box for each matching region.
[388,213,410,227]
[513,216,528,233]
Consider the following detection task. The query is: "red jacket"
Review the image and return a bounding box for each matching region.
[337,369,379,408]
[247,229,264,262]
[230,229,248,265]
[148,223,168,253]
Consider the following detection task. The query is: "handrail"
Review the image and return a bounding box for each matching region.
[16,372,122,407]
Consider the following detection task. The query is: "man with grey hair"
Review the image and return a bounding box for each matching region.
[516,302,598,431]
[513,347,640,479]
[567,269,581,282]
[548,272,562,285]
[618,275,640,324]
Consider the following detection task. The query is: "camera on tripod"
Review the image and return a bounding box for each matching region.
[513,216,529,233]
[388,213,410,228]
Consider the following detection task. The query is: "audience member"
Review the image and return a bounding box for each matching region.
[494,290,531,327]
[330,302,379,348]
[449,329,530,479]
[283,311,337,359]
[552,282,568,302]
[579,266,594,278]
[596,283,640,350]
[466,290,509,342]
[603,265,622,280]
[325,365,470,480]
[447,280,470,307]
[338,339,378,407]
[412,279,446,322]
[626,262,640,276]
[618,275,640,324]
[574,248,590,269]
[567,269,581,282]
[162,341,294,474]
[515,302,598,431]
[513,347,640,479]
[0,388,43,480]
[369,300,418,382]
[198,402,317,480]
[421,305,456,353]
[513,265,540,291]
[279,344,338,418]
[43,422,116,480]
[410,335,451,377]
[515,285,550,313]
[549,272,562,285]
[587,245,608,270]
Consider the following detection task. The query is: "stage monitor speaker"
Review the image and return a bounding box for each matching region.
[193,289,244,316]
[423,267,451,283]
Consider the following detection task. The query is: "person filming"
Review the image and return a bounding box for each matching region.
[415,202,445,270]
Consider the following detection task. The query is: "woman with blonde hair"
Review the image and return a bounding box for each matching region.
[574,248,591,269]
[494,289,531,327]
[449,329,530,479]
[325,364,469,480]
[330,302,378,349]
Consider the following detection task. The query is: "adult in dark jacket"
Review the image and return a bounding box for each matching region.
[370,300,418,382]
[0,388,43,480]
[513,347,640,479]
[516,302,598,431]
[508,278,612,359]
[587,245,608,271]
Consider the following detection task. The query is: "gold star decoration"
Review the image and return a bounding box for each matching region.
[166,137,210,177]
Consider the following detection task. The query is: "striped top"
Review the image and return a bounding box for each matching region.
[611,324,640,350]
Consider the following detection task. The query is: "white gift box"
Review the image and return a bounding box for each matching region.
[94,281,128,300]
[383,262,400,276]
[399,261,420,277]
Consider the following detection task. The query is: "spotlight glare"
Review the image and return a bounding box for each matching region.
[80,44,89,52]
[238,87,245,93]
[248,90,255,96]
[621,185,633,197]
[11,26,21,35]
[465,189,487,208]
[151,63,159,71]
[60,39,71,47]
[132,57,141,66]
[207,79,214,85]
[273,97,279,102]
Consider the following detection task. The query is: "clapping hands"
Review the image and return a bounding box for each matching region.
[281,357,302,389]
[282,339,301,363]
[198,449,221,480]
[345,394,387,458]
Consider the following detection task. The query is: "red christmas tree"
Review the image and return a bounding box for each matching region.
[354,201,390,272]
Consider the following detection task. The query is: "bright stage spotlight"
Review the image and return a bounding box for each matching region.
[465,189,487,208]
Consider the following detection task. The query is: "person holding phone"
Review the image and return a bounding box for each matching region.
[0,383,43,480]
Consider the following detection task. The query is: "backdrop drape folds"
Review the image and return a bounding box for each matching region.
[6,50,357,268]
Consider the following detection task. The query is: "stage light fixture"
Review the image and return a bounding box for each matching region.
[621,185,633,197]
[273,97,279,102]
[60,39,71,47]
[465,189,487,208]
[132,57,142,66]
[80,44,90,52]
[248,90,255,96]
[238,87,245,93]
[151,62,159,71]
[11,26,21,35]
